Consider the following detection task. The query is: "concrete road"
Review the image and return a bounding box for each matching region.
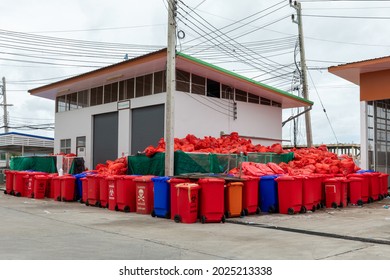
[1,191,390,260]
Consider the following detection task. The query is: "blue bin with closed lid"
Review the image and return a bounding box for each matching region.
[151,176,171,218]
[73,172,94,202]
[259,175,279,213]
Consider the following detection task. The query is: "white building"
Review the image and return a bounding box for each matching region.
[29,49,312,170]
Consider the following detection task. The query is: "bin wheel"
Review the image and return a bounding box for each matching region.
[151,210,156,218]
[56,196,61,201]
[244,208,249,216]
[225,211,231,218]
[268,206,275,213]
[3,190,6,195]
[378,194,384,201]
[256,207,261,214]
[15,192,21,197]
[368,197,374,203]
[221,215,226,223]
[300,206,307,214]
[331,202,338,209]
[62,198,67,202]
[10,190,14,196]
[31,193,34,199]
[115,205,119,211]
[95,201,101,207]
[79,199,84,204]
[201,215,206,224]
[311,206,316,212]
[123,205,130,213]
[165,211,170,219]
[339,202,344,208]
[287,208,294,215]
[357,199,363,206]
[85,199,89,206]
[174,214,181,223]
[241,209,246,216]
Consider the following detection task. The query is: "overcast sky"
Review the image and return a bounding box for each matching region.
[1,0,390,146]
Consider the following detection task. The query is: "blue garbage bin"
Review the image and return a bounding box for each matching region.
[151,176,171,218]
[259,175,279,213]
[73,172,92,202]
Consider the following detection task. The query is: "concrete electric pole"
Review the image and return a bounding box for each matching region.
[1,77,9,133]
[165,0,177,176]
[291,1,313,147]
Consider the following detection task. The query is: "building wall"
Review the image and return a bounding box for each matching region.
[360,69,390,101]
[55,91,282,169]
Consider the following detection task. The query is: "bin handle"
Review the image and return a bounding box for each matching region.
[326,184,336,193]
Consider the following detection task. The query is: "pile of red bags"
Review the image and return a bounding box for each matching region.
[95,157,128,175]
[143,132,286,157]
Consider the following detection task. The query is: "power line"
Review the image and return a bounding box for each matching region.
[303,14,390,19]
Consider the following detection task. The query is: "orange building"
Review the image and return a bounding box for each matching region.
[329,56,390,172]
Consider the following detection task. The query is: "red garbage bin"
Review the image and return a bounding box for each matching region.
[33,175,48,199]
[13,171,28,197]
[60,175,76,202]
[4,170,15,195]
[324,178,343,208]
[275,175,303,214]
[174,183,200,223]
[23,173,35,198]
[308,174,323,210]
[369,172,381,201]
[80,177,89,204]
[241,176,260,215]
[45,174,57,198]
[198,178,225,223]
[379,173,389,198]
[52,176,61,201]
[348,177,363,206]
[86,174,100,207]
[169,178,190,220]
[98,175,109,208]
[347,173,369,203]
[301,175,316,212]
[106,176,117,211]
[134,176,155,214]
[116,175,139,212]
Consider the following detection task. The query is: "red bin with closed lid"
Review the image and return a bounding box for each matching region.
[106,176,117,211]
[23,173,35,198]
[60,175,76,202]
[80,177,88,204]
[134,176,155,214]
[98,174,109,208]
[45,174,57,198]
[169,178,190,219]
[52,176,61,201]
[4,170,15,195]
[198,177,225,223]
[241,176,260,215]
[174,183,200,223]
[275,175,303,214]
[33,175,48,199]
[324,178,342,208]
[116,175,139,212]
[301,175,316,212]
[347,173,369,203]
[379,173,389,198]
[348,177,363,205]
[86,174,100,207]
[13,171,28,197]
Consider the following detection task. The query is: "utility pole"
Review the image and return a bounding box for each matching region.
[1,77,12,168]
[165,0,177,176]
[291,1,313,147]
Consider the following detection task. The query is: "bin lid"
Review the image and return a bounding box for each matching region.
[168,178,189,183]
[348,177,363,182]
[34,175,48,179]
[275,175,294,181]
[151,176,170,182]
[227,181,243,187]
[134,175,156,182]
[198,177,225,183]
[260,175,278,180]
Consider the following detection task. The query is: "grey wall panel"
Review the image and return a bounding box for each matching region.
[93,112,118,168]
[131,104,164,154]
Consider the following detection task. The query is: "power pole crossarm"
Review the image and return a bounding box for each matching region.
[291,1,313,147]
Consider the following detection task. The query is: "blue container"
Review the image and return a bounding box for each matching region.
[73,172,92,202]
[259,175,279,213]
[151,176,171,218]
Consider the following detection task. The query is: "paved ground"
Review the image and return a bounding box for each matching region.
[1,187,390,260]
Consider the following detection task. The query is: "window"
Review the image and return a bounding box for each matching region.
[221,84,234,100]
[206,79,220,98]
[248,93,259,104]
[56,95,67,112]
[104,82,118,104]
[90,86,103,106]
[67,92,77,110]
[77,90,89,108]
[260,97,271,106]
[119,78,135,100]
[154,71,166,94]
[144,74,153,96]
[191,74,205,95]
[135,76,144,97]
[60,139,71,154]
[235,89,247,102]
[176,69,190,92]
[272,101,282,108]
